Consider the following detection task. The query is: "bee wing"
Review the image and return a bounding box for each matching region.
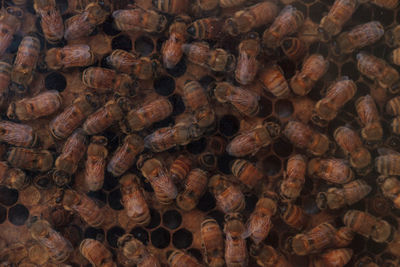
[226,88,259,107]
[152,168,178,198]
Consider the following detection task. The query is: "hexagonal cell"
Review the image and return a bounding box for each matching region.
[163,210,182,230]
[84,227,105,242]
[373,7,394,27]
[196,191,216,212]
[187,248,203,263]
[273,138,293,158]
[151,227,170,249]
[61,224,83,247]
[86,190,107,207]
[309,42,330,58]
[154,75,175,96]
[350,5,374,26]
[301,197,320,215]
[341,61,360,80]
[217,153,236,174]
[112,34,132,51]
[0,186,18,207]
[166,58,187,77]
[102,173,119,191]
[257,97,273,118]
[102,16,121,36]
[219,115,240,137]
[134,35,154,56]
[169,94,186,116]
[186,137,207,154]
[275,99,294,118]
[260,155,282,177]
[366,239,387,255]
[8,204,29,226]
[309,2,328,23]
[172,228,193,249]
[130,227,149,245]
[146,209,161,229]
[107,226,126,248]
[45,72,66,92]
[207,210,225,228]
[108,189,124,210]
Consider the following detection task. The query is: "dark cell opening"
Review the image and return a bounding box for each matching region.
[8,204,29,226]
[197,191,216,212]
[278,58,296,79]
[207,210,225,229]
[199,75,215,90]
[309,2,328,23]
[166,58,187,77]
[108,189,124,210]
[169,94,186,116]
[87,190,106,207]
[257,97,273,118]
[55,0,68,14]
[188,248,203,263]
[366,238,387,255]
[130,227,149,245]
[84,227,105,242]
[151,116,175,130]
[163,210,182,230]
[218,153,236,174]
[373,7,394,27]
[341,61,360,80]
[219,115,239,137]
[383,216,398,229]
[275,99,294,118]
[309,42,330,58]
[146,209,161,229]
[33,174,52,190]
[172,228,193,249]
[154,75,175,96]
[102,172,119,191]
[367,197,391,217]
[198,152,217,171]
[6,35,22,54]
[156,37,167,52]
[186,137,207,154]
[261,155,282,176]
[302,197,320,215]
[135,36,154,56]
[351,234,366,255]
[112,35,132,51]
[100,53,112,69]
[265,230,279,247]
[0,205,6,224]
[45,72,67,92]
[151,227,170,248]
[323,62,339,82]
[103,16,121,36]
[35,17,43,34]
[0,186,18,206]
[107,226,126,248]
[273,138,293,158]
[244,194,258,215]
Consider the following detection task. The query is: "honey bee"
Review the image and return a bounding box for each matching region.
[283,121,331,156]
[182,41,236,72]
[0,121,37,147]
[7,147,53,172]
[259,64,290,98]
[11,35,40,88]
[177,168,208,211]
[385,25,400,47]
[311,248,353,267]
[334,126,371,173]
[290,54,329,96]
[197,152,217,171]
[45,45,96,70]
[168,250,202,267]
[355,95,383,143]
[0,161,28,190]
[64,3,108,40]
[226,122,280,157]
[390,116,400,135]
[280,154,306,201]
[137,156,178,205]
[117,234,161,267]
[318,0,357,41]
[34,0,64,44]
[312,77,357,126]
[187,17,222,40]
[360,0,399,9]
[333,227,354,247]
[153,0,189,14]
[0,7,23,57]
[0,61,11,101]
[80,239,116,267]
[234,33,260,85]
[250,244,292,267]
[290,222,337,255]
[343,210,394,243]
[231,159,264,189]
[224,213,248,267]
[219,0,246,8]
[386,96,400,116]
[390,47,400,66]
[308,157,354,184]
[377,176,400,209]
[279,202,308,230]
[112,7,167,33]
[84,136,107,191]
[280,37,307,62]
[7,90,62,121]
[169,154,192,182]
[209,174,245,213]
[83,100,123,135]
[262,5,304,49]
[375,149,400,176]
[107,134,144,177]
[201,218,225,267]
[28,218,73,263]
[336,21,384,54]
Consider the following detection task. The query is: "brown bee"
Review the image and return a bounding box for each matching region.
[0,61,11,100]
[0,161,28,190]
[197,152,217,171]
[45,44,96,70]
[117,234,161,267]
[112,7,167,33]
[334,126,371,173]
[250,244,292,267]
[259,64,290,98]
[11,35,40,87]
[386,96,400,116]
[336,21,384,54]
[262,5,304,49]
[84,136,107,191]
[34,0,64,44]
[385,25,400,47]
[0,7,23,57]
[80,239,116,267]
[308,158,354,184]
[177,168,208,211]
[377,176,400,209]
[333,227,354,247]
[280,154,306,201]
[283,121,331,156]
[234,33,260,85]
[291,222,337,255]
[390,116,400,135]
[318,0,357,41]
[390,47,400,66]
[231,159,264,189]
[279,203,308,230]
[169,154,192,182]
[209,174,245,213]
[355,95,383,143]
[224,213,248,267]
[168,250,202,267]
[0,121,37,147]
[280,37,307,62]
[219,0,246,8]
[311,248,353,267]
[360,0,398,9]
[7,147,53,172]
[107,134,144,177]
[343,210,393,243]
[201,218,225,267]
[226,122,280,157]
[83,100,123,135]
[7,90,62,121]
[119,173,150,226]
[153,0,189,14]
[375,149,400,176]
[290,54,329,96]
[187,17,222,40]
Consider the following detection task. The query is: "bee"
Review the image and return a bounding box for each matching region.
[182,41,236,72]
[231,159,264,189]
[318,0,357,42]
[385,25,400,47]
[360,0,399,9]
[333,227,354,247]
[312,77,357,126]
[45,45,96,70]
[7,147,53,172]
[224,1,278,36]
[283,121,331,156]
[386,96,400,116]
[112,7,167,33]
[234,33,260,85]
[375,148,400,175]
[219,0,246,8]
[226,122,281,157]
[259,64,290,98]
[107,134,144,177]
[117,234,161,267]
[280,154,306,201]
[343,210,394,243]
[311,248,353,267]
[0,161,28,190]
[28,218,73,263]
[34,0,64,44]
[290,222,337,255]
[308,157,354,184]
[197,152,217,171]
[336,21,384,54]
[290,54,329,96]
[250,244,291,267]
[201,218,225,267]
[355,95,383,143]
[83,100,124,135]
[169,154,192,182]
[279,202,308,230]
[153,0,189,14]
[84,136,107,191]
[334,126,371,173]
[390,116,400,135]
[209,174,245,213]
[7,90,62,121]
[377,176,400,209]
[355,256,379,267]
[280,37,307,62]
[64,3,108,40]
[0,121,37,147]
[0,62,11,101]
[168,250,203,267]
[0,7,23,57]
[224,213,248,267]
[187,17,222,40]
[177,168,208,211]
[79,239,116,267]
[390,47,400,66]
[262,5,304,49]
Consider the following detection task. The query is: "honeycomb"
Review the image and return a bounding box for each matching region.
[0,0,400,266]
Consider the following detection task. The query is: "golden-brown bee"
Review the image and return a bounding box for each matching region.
[107,134,144,177]
[390,47,400,66]
[225,2,278,36]
[7,147,53,172]
[262,5,304,49]
[224,213,248,267]
[168,249,202,267]
[226,122,280,157]
[169,154,192,182]
[333,227,354,248]
[80,239,116,267]
[336,21,384,54]
[316,179,371,210]
[153,0,189,14]
[138,156,178,205]
[0,7,23,57]
[112,7,167,33]
[283,121,331,156]
[291,222,337,255]
[375,149,400,176]
[219,0,246,8]
[360,0,399,9]
[280,37,307,62]
[318,0,357,41]
[209,174,245,213]
[83,100,124,135]
[377,176,400,209]
[390,116,400,135]
[259,64,290,98]
[235,33,260,85]
[64,3,108,40]
[117,234,161,267]
[290,54,329,96]
[0,121,37,148]
[0,161,28,190]
[177,168,208,211]
[84,136,107,191]
[250,244,292,267]
[45,44,96,70]
[312,77,357,126]
[334,126,371,173]
[187,17,222,40]
[7,90,62,121]
[201,218,225,267]
[280,154,306,201]
[343,210,393,243]
[183,41,236,73]
[0,61,11,100]
[308,157,354,184]
[119,173,150,226]
[231,159,264,189]
[311,248,353,267]
[34,0,64,44]
[11,35,40,87]
[355,95,383,143]
[279,203,308,230]
[386,96,400,116]
[385,25,400,47]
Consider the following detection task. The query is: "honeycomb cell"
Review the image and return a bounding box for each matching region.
[147,209,161,229]
[265,230,279,247]
[107,226,126,248]
[186,137,207,154]
[302,197,320,215]
[309,42,330,58]
[166,58,187,77]
[257,97,273,118]
[196,191,216,212]
[373,7,394,27]
[108,189,124,210]
[86,190,107,207]
[151,227,170,249]
[84,227,105,242]
[168,94,186,116]
[112,34,132,51]
[217,153,236,174]
[219,115,240,137]
[273,138,293,158]
[244,194,258,216]
[134,35,154,56]
[172,228,193,249]
[45,72,67,92]
[278,58,296,80]
[163,210,182,230]
[350,4,374,26]
[102,16,121,36]
[0,205,6,224]
[33,174,53,190]
[260,155,282,176]
[187,248,203,263]
[102,173,119,191]
[130,227,149,245]
[0,186,18,207]
[366,239,387,255]
[275,99,294,118]
[207,210,225,228]
[61,224,83,247]
[154,75,175,96]
[199,75,215,89]
[8,204,29,226]
[367,196,392,217]
[309,2,328,24]
[6,35,22,54]
[341,61,360,80]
